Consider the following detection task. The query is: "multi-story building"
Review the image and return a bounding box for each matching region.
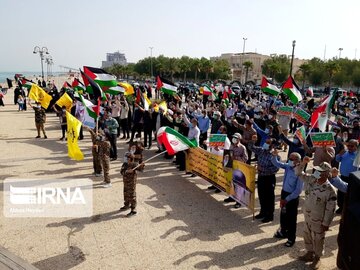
[102,51,127,68]
[211,52,306,84]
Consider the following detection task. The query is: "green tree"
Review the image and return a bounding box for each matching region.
[178,56,191,82]
[324,60,341,88]
[262,55,289,83]
[243,61,253,83]
[298,63,311,89]
[166,57,178,81]
[200,57,214,80]
[191,58,201,82]
[213,59,231,80]
[352,67,360,88]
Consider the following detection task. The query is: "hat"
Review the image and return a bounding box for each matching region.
[213,111,221,116]
[313,162,331,172]
[232,133,242,139]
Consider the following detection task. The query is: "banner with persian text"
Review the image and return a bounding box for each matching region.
[186,147,256,212]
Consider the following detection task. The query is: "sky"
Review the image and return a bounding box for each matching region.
[0,0,359,72]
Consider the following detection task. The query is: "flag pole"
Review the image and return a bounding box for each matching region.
[132,150,167,171]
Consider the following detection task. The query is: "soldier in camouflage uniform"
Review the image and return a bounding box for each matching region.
[29,101,47,138]
[84,127,102,176]
[295,158,337,270]
[129,141,144,163]
[97,132,111,188]
[120,153,144,217]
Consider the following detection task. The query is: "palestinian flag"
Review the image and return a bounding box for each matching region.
[310,132,336,147]
[83,66,123,95]
[157,76,178,96]
[157,126,197,155]
[62,81,72,91]
[72,78,86,93]
[294,126,307,144]
[79,94,100,120]
[261,76,280,96]
[282,76,303,104]
[222,90,229,106]
[310,91,337,131]
[293,108,310,124]
[80,69,105,101]
[19,78,33,90]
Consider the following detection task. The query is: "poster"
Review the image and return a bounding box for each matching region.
[186,147,256,212]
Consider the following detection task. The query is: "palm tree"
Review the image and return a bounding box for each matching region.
[243,61,253,83]
[324,60,341,88]
[191,58,201,82]
[200,57,214,80]
[166,57,178,81]
[299,63,311,89]
[178,56,191,82]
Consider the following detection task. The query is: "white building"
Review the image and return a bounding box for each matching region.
[102,51,127,68]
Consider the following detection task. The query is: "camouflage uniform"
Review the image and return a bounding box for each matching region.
[295,165,337,258]
[129,142,144,163]
[98,140,111,183]
[33,106,47,137]
[88,129,102,174]
[120,162,143,211]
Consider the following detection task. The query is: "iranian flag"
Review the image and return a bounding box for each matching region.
[202,84,212,95]
[202,84,218,101]
[310,91,337,131]
[310,132,336,147]
[83,66,124,95]
[157,76,178,96]
[282,76,303,104]
[157,126,197,155]
[294,126,307,144]
[261,76,280,96]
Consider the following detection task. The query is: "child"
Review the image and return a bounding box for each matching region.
[120,153,144,217]
[17,95,24,111]
[53,105,67,140]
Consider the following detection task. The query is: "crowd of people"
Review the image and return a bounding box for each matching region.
[2,77,360,269]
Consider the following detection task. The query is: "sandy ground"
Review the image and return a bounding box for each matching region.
[0,85,340,270]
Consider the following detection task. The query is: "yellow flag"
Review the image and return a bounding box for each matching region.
[143,93,152,110]
[119,82,134,96]
[29,84,53,109]
[66,112,84,161]
[154,100,167,114]
[56,92,73,111]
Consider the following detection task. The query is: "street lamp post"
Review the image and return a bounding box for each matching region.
[289,40,296,77]
[45,55,53,80]
[149,46,154,80]
[33,46,49,79]
[242,37,247,84]
[338,48,343,59]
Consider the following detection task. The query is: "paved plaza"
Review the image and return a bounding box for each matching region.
[0,90,340,269]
